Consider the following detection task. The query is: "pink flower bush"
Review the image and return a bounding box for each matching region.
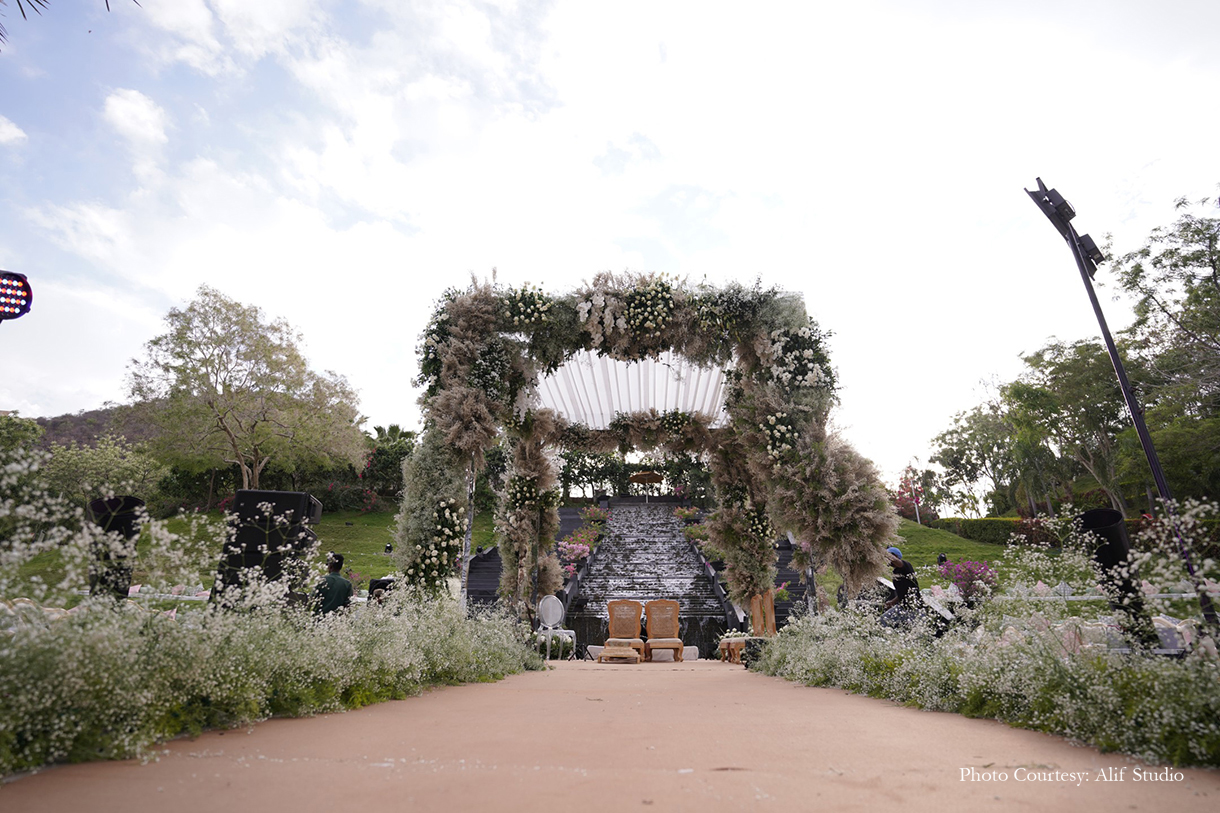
[938,559,997,602]
[579,505,610,524]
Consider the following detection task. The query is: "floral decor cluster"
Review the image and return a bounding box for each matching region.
[505,475,546,510]
[759,411,795,462]
[393,427,466,589]
[578,505,610,524]
[503,283,553,328]
[493,410,564,616]
[939,559,998,602]
[406,272,900,613]
[673,506,701,522]
[762,323,833,391]
[401,499,464,590]
[557,532,594,579]
[683,523,710,543]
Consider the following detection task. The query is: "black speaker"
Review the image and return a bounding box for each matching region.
[87,496,145,599]
[213,490,321,600]
[1081,508,1131,572]
[231,490,322,526]
[369,577,396,594]
[88,496,145,540]
[1079,508,1156,646]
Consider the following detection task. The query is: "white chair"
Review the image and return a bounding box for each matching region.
[538,595,575,660]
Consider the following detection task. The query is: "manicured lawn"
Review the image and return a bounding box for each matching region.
[816,519,1003,608]
[894,518,1006,567]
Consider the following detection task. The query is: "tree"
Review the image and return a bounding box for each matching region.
[1015,339,1140,516]
[930,403,1014,516]
[40,433,167,508]
[363,424,416,498]
[889,465,940,525]
[1113,193,1220,416]
[0,413,42,452]
[129,286,366,491]
[1001,381,1072,517]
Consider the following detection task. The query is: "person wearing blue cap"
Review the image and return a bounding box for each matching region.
[881,546,920,628]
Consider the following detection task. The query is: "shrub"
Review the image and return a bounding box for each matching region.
[0,447,537,777]
[933,517,1019,545]
[0,591,537,777]
[758,609,1220,766]
[579,505,610,525]
[757,506,1220,767]
[939,559,997,601]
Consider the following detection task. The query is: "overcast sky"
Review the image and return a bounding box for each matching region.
[3,1,1220,484]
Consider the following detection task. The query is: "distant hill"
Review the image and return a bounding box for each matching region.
[35,404,156,448]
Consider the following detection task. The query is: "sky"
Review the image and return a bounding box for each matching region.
[2,0,1220,485]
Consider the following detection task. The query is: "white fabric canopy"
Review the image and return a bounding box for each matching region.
[534,350,728,429]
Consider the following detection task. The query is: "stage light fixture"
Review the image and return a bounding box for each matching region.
[0,271,32,322]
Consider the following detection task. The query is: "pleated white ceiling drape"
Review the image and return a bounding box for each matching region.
[534,350,728,429]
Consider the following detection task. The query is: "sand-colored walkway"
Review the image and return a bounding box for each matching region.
[3,660,1217,811]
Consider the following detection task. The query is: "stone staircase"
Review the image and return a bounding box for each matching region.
[567,502,729,657]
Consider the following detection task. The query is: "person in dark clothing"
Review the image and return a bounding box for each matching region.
[881,546,920,628]
[313,552,354,615]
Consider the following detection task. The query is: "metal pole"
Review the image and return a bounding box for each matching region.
[1048,203,1218,627]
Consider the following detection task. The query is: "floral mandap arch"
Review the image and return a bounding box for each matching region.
[393,273,898,630]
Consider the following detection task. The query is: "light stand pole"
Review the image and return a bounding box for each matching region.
[1025,178,1218,627]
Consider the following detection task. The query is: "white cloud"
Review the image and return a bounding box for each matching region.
[103,89,170,147]
[139,0,230,74]
[0,115,28,146]
[16,0,1220,484]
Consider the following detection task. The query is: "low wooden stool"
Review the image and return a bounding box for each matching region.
[718,638,746,664]
[597,645,642,664]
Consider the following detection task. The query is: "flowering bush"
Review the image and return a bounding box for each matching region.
[673,506,701,522]
[0,448,539,778]
[684,523,710,543]
[557,530,594,578]
[757,507,1220,767]
[579,505,610,525]
[757,608,1220,767]
[939,559,997,602]
[0,590,538,777]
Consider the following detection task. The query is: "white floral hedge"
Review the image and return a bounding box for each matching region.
[0,449,540,777]
[0,590,537,777]
[399,273,898,617]
[756,512,1220,767]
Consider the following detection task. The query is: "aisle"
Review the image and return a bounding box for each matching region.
[3,661,1217,812]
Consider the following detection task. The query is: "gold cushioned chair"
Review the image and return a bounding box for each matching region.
[644,599,683,662]
[598,599,645,663]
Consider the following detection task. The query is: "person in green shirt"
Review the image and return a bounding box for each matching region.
[313,552,354,615]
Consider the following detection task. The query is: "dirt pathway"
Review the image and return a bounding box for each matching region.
[3,660,1216,811]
